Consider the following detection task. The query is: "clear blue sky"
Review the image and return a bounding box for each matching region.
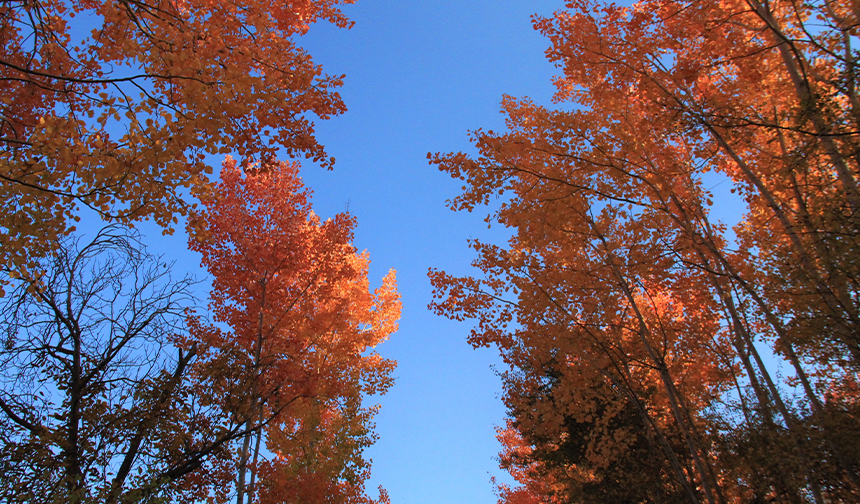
[292,2,559,503]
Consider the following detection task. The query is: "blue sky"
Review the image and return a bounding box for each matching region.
[292,2,559,503]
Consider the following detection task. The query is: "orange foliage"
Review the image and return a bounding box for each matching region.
[431,1,860,503]
[0,0,353,280]
[189,157,398,504]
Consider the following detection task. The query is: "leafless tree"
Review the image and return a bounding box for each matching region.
[0,225,255,503]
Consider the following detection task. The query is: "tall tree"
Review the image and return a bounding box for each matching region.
[0,0,353,279]
[430,1,860,502]
[188,157,399,504]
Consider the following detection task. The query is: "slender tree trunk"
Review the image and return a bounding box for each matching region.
[248,401,264,500]
[236,427,251,504]
[67,323,84,503]
[237,284,268,504]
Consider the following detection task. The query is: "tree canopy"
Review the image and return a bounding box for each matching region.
[0,0,353,278]
[431,1,860,502]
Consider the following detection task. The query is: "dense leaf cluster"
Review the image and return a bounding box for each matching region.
[431,1,860,502]
[0,0,353,279]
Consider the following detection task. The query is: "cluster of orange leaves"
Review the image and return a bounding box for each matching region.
[431,0,860,502]
[187,158,398,504]
[0,0,354,283]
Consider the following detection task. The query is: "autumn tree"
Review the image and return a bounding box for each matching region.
[430,1,860,503]
[188,157,399,504]
[0,0,354,280]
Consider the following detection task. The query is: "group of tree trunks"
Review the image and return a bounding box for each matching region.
[430,1,860,502]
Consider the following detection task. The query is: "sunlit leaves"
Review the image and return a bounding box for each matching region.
[0,0,355,276]
[189,157,398,504]
[430,1,860,502]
